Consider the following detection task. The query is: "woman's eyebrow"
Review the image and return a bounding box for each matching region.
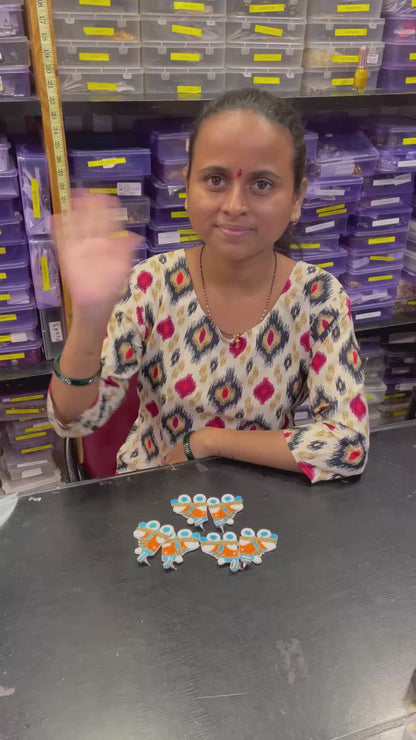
[198,166,281,179]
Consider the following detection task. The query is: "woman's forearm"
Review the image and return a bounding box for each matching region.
[207,428,300,473]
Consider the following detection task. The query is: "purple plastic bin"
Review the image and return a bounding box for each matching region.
[289,245,347,275]
[348,206,412,231]
[341,239,405,270]
[0,303,38,332]
[301,198,358,223]
[144,176,187,207]
[0,137,10,172]
[0,286,34,308]
[382,14,416,40]
[150,204,190,227]
[357,190,413,210]
[16,140,51,237]
[0,336,43,367]
[152,155,187,185]
[306,131,379,179]
[289,233,340,251]
[0,66,31,97]
[0,254,31,289]
[305,175,363,203]
[133,242,148,264]
[344,225,409,249]
[119,195,150,226]
[68,147,151,181]
[378,66,416,93]
[383,0,416,13]
[352,299,395,323]
[341,263,402,288]
[304,129,318,160]
[149,130,191,160]
[128,224,146,237]
[295,211,349,237]
[0,213,24,243]
[0,197,21,219]
[366,117,416,150]
[147,221,201,249]
[382,40,416,66]
[71,177,145,198]
[361,171,414,194]
[8,428,55,450]
[0,240,27,266]
[0,326,39,347]
[375,144,416,172]
[28,239,62,309]
[0,168,19,197]
[0,5,24,37]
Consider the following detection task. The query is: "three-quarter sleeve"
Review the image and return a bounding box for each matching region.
[48,271,146,438]
[284,295,370,484]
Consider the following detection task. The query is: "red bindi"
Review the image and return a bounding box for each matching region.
[236,169,242,177]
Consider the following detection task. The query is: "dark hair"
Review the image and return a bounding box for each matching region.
[187,89,306,255]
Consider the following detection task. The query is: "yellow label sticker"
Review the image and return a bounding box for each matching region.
[16,432,47,441]
[0,334,11,342]
[88,157,126,168]
[179,192,187,199]
[174,1,205,9]
[332,77,354,85]
[393,409,407,416]
[0,294,10,300]
[83,26,115,36]
[177,85,201,93]
[408,300,416,305]
[409,52,416,60]
[40,256,50,292]
[368,236,395,244]
[0,352,25,360]
[249,3,285,11]
[171,211,188,218]
[332,53,359,62]
[171,52,200,61]
[337,3,369,10]
[255,23,283,36]
[79,52,110,61]
[178,228,196,235]
[172,24,202,36]
[5,408,40,414]
[385,393,406,399]
[25,423,53,433]
[253,53,282,61]
[412,0,416,5]
[368,275,393,281]
[0,248,5,254]
[10,394,44,402]
[0,273,6,279]
[405,76,416,84]
[180,235,198,242]
[79,0,111,5]
[369,255,394,261]
[403,136,416,144]
[0,314,16,322]
[87,82,117,91]
[31,179,40,219]
[253,76,280,84]
[21,444,52,454]
[89,187,118,194]
[335,27,367,35]
[316,262,334,268]
[316,204,346,215]
[290,243,320,248]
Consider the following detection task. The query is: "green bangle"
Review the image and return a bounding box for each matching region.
[183,432,195,461]
[53,354,104,387]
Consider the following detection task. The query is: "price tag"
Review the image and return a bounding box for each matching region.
[171,52,200,61]
[49,321,64,343]
[254,24,283,36]
[117,182,142,196]
[159,231,180,245]
[31,179,41,218]
[172,24,202,36]
[253,76,280,84]
[79,52,110,61]
[83,26,114,36]
[335,27,367,35]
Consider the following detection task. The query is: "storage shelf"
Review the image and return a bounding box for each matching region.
[355,313,416,335]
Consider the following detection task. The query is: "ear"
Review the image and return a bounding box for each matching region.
[290,177,308,224]
[182,165,189,211]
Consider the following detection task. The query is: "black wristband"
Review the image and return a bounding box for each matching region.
[183,432,195,461]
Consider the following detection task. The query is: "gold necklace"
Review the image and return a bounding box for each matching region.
[199,245,278,349]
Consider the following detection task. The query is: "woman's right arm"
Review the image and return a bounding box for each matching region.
[49,192,143,427]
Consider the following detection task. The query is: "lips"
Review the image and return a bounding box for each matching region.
[217,224,254,239]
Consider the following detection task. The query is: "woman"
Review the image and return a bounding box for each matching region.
[48,89,369,483]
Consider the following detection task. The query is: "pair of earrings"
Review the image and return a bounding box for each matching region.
[134,520,200,571]
[171,493,244,532]
[201,528,278,573]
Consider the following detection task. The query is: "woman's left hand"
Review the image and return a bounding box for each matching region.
[163,428,218,466]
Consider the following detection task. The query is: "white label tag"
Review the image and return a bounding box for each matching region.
[355,310,382,320]
[22,467,43,479]
[304,220,335,233]
[391,367,408,374]
[398,160,416,168]
[367,52,378,64]
[372,217,400,227]
[17,458,49,469]
[117,182,142,196]
[334,163,354,175]
[398,382,414,390]
[49,321,64,343]
[373,174,412,186]
[295,411,309,419]
[315,188,346,196]
[11,332,27,343]
[158,231,180,245]
[185,137,190,152]
[370,197,400,207]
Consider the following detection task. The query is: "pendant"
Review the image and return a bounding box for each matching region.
[234,335,241,349]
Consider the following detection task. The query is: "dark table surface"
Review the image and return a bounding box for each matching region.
[1,426,416,740]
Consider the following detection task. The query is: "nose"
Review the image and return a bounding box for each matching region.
[221,181,248,216]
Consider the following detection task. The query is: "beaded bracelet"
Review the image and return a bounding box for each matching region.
[53,354,104,387]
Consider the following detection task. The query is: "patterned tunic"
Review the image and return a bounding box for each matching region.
[48,250,370,483]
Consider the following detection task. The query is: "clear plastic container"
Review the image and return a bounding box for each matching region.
[382,39,416,67]
[361,171,413,194]
[404,248,416,271]
[0,137,11,172]
[16,140,51,237]
[39,305,65,360]
[0,37,30,66]
[0,167,19,198]
[295,211,349,236]
[348,206,412,231]
[308,0,382,15]
[142,41,225,67]
[68,146,151,180]
[289,245,348,274]
[0,336,43,366]
[145,176,187,205]
[141,15,225,43]
[144,67,225,98]
[341,263,402,288]
[360,340,385,371]
[357,190,412,210]
[395,266,416,311]
[0,304,38,333]
[0,259,31,289]
[56,41,142,68]
[378,397,410,423]
[0,239,27,266]
[53,0,139,12]
[0,214,24,243]
[28,238,62,309]
[382,14,416,40]
[147,221,201,248]
[0,196,20,219]
[1,434,52,466]
[289,233,340,250]
[150,203,190,225]
[52,12,141,43]
[226,40,303,67]
[226,16,306,42]
[133,242,148,264]
[59,67,144,96]
[304,17,385,43]
[305,175,363,202]
[0,66,31,97]
[227,0,307,17]
[152,155,187,184]
[8,427,55,450]
[71,176,145,197]
[304,129,318,160]
[141,0,226,13]
[302,66,379,95]
[120,195,150,225]
[0,5,24,37]
[378,66,416,91]
[149,129,191,159]
[342,240,405,269]
[226,67,302,92]
[301,197,358,222]
[365,117,416,150]
[368,406,382,426]
[375,145,416,174]
[0,389,46,413]
[4,457,56,481]
[306,131,379,179]
[348,290,396,321]
[345,225,409,249]
[0,287,34,308]
[364,379,387,404]
[383,0,416,13]
[302,41,384,67]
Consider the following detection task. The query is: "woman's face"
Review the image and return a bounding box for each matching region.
[185,109,307,262]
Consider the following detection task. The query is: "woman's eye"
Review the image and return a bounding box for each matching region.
[254,179,272,192]
[207,175,225,187]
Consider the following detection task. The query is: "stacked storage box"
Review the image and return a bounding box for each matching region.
[0,390,61,494]
[0,3,31,98]
[53,0,142,97]
[226,0,306,94]
[395,184,416,313]
[379,331,416,423]
[302,0,384,95]
[69,142,151,264]
[145,127,201,256]
[379,0,416,90]
[291,129,378,279]
[359,340,386,427]
[141,0,225,99]
[341,119,416,324]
